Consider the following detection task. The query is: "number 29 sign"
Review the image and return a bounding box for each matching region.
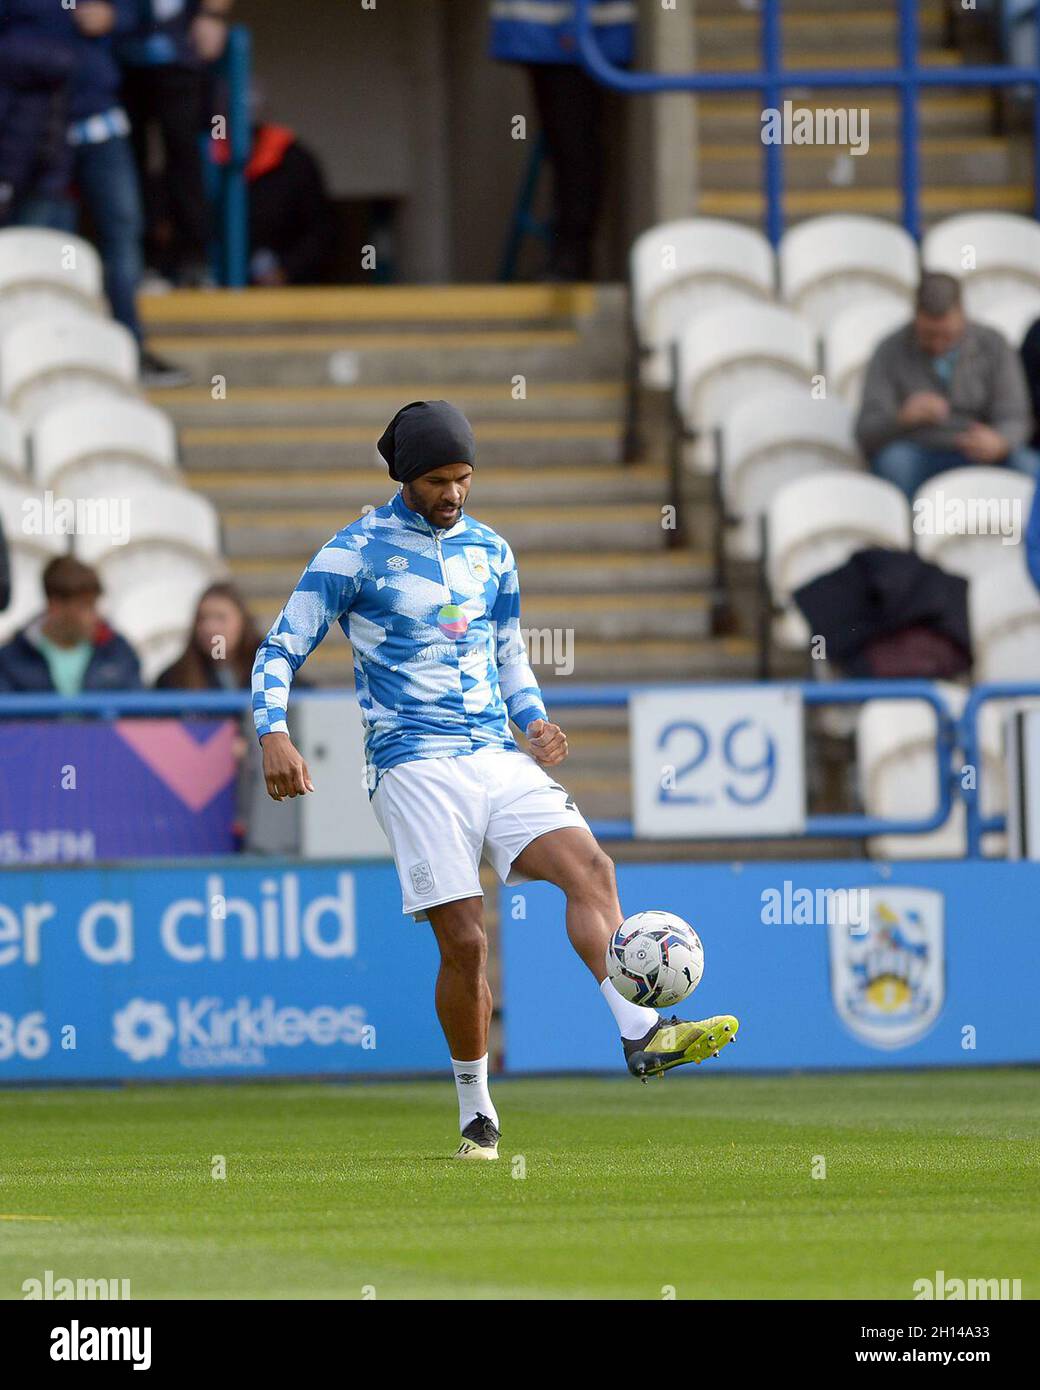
[629,686,806,838]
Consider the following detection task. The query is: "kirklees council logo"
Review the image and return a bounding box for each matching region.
[111,997,369,1069]
[827,888,945,1050]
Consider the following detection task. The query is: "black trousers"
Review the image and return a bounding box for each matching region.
[527,62,606,279]
[122,63,211,273]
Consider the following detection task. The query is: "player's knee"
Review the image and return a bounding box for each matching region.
[436,918,487,974]
[567,845,616,904]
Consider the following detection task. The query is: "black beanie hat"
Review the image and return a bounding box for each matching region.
[376,400,476,484]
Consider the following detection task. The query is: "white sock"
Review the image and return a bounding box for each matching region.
[600,978,659,1041]
[450,1055,498,1132]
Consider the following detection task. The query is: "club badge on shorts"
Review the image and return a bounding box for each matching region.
[464,546,491,583]
[409,860,435,895]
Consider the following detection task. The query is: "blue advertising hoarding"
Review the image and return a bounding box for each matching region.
[0,860,444,1081]
[0,719,238,864]
[502,861,1040,1072]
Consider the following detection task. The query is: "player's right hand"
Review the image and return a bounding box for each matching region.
[261,732,315,800]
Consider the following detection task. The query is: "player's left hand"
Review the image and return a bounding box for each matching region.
[525,718,568,766]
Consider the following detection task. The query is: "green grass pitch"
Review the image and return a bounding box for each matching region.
[1,1069,1036,1300]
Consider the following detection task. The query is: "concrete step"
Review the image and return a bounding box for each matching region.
[193,462,664,509]
[696,6,945,53]
[699,182,1034,223]
[220,503,669,557]
[229,547,714,599]
[148,380,625,428]
[139,283,612,333]
[696,91,993,140]
[179,420,624,471]
[703,45,963,72]
[145,327,625,389]
[299,634,761,684]
[700,137,1016,191]
[252,590,712,643]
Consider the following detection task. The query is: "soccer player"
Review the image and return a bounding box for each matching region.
[251,401,739,1160]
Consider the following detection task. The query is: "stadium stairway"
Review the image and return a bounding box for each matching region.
[143,284,848,884]
[694,0,1031,225]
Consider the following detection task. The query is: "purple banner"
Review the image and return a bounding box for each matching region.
[0,720,238,863]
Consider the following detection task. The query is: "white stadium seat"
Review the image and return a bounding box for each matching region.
[32,396,178,496]
[0,316,139,426]
[74,481,223,596]
[0,475,68,642]
[105,578,203,687]
[974,295,1040,348]
[921,212,1040,318]
[856,686,1006,859]
[779,214,918,333]
[0,407,26,480]
[822,297,909,406]
[912,467,1035,581]
[718,387,862,560]
[767,471,911,648]
[630,218,775,389]
[0,228,104,340]
[970,550,1040,682]
[675,301,815,471]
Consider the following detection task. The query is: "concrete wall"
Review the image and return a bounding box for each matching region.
[234,0,694,282]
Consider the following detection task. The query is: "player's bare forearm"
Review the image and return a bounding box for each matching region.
[260,732,315,800]
[525,718,568,766]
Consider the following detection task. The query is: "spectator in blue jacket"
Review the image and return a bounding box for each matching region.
[1027,481,1040,595]
[490,0,635,280]
[0,556,141,694]
[0,0,76,225]
[118,0,234,287]
[9,0,188,386]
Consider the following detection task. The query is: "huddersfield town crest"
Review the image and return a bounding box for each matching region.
[464,546,491,583]
[827,887,945,1050]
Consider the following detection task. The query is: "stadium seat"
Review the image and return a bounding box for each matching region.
[921,212,1040,317]
[32,396,179,497]
[767,471,912,648]
[912,467,1035,581]
[74,481,223,597]
[974,296,1039,349]
[718,387,862,560]
[970,550,1040,682]
[105,578,202,687]
[822,297,909,406]
[674,302,815,471]
[630,218,775,389]
[0,475,67,642]
[0,228,103,340]
[0,407,26,481]
[856,686,1006,859]
[0,316,139,426]
[778,214,917,333]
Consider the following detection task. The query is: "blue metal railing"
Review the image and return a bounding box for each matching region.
[960,680,1040,856]
[210,24,252,288]
[4,679,1036,856]
[573,0,1040,244]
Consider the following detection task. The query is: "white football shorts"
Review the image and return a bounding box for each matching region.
[370,746,590,920]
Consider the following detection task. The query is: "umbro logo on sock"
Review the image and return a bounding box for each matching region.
[456,1072,479,1083]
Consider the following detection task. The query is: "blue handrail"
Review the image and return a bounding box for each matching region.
[212,24,252,288]
[572,0,1040,244]
[960,681,1040,856]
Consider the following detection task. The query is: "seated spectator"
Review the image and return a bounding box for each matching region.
[210,101,337,286]
[1020,314,1040,448]
[855,272,1040,498]
[0,516,9,613]
[155,581,260,689]
[0,556,141,693]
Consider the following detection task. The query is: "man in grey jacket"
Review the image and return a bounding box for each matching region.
[855,272,1040,497]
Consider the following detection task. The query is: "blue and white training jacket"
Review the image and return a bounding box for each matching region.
[251,492,548,785]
